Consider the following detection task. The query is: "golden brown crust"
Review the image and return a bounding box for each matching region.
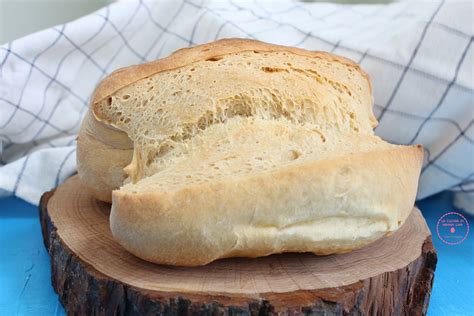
[77,111,133,202]
[110,145,423,266]
[91,38,372,119]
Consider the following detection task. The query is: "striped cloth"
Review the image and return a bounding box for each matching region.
[0,0,473,213]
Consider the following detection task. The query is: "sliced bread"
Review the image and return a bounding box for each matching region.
[77,39,423,266]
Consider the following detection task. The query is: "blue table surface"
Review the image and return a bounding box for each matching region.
[1,191,473,316]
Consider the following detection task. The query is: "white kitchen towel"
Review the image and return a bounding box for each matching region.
[0,0,473,213]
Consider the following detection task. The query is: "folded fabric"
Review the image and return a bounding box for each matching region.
[0,0,472,213]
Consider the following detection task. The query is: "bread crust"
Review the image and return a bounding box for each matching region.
[110,145,423,266]
[77,111,133,202]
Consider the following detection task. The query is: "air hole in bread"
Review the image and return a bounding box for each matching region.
[261,67,287,73]
[206,56,222,62]
[290,150,301,160]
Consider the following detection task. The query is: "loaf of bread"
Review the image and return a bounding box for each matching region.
[77,39,423,266]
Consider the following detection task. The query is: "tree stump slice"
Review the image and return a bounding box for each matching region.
[39,176,437,315]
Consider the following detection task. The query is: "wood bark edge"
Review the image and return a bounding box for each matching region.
[39,190,437,315]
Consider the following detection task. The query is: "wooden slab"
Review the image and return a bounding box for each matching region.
[40,176,437,315]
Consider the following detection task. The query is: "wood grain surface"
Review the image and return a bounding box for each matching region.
[40,176,437,315]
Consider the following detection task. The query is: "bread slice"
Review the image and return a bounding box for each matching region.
[77,39,423,266]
